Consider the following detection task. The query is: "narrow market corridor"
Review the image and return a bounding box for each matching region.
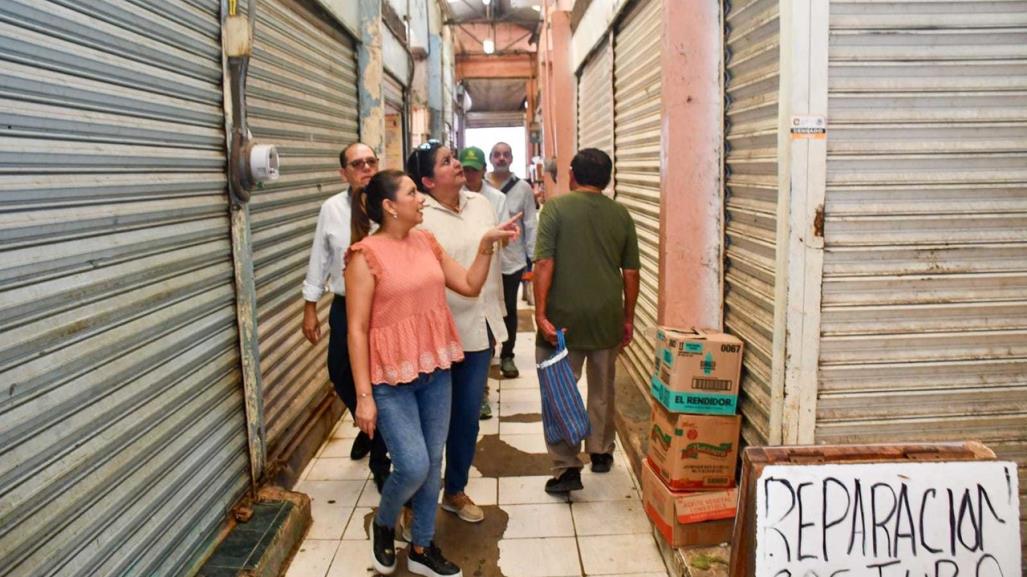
[284,300,671,577]
[3,0,1026,573]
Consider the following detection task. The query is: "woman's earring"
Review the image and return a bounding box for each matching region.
[390,211,398,219]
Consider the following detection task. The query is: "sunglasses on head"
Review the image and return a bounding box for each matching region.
[347,157,379,170]
[408,140,444,183]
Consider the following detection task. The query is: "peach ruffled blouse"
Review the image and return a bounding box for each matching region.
[345,229,464,385]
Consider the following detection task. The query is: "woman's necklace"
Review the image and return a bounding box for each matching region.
[435,192,461,213]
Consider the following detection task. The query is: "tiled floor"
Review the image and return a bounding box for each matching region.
[285,309,670,577]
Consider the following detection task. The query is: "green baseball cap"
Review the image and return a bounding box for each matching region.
[459,146,486,171]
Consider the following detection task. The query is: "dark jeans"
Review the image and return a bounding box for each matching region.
[444,348,491,495]
[328,296,390,476]
[373,369,452,546]
[501,268,525,359]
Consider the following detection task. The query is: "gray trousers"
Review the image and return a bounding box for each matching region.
[535,342,619,474]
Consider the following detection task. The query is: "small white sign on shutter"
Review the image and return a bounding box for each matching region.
[756,462,1021,577]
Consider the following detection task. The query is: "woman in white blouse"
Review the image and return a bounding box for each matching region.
[406,141,515,526]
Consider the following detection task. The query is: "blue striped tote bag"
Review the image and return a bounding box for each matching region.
[536,330,590,446]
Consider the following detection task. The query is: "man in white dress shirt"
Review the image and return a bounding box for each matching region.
[487,142,538,380]
[301,143,391,491]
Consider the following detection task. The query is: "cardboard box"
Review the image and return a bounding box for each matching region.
[650,327,743,415]
[641,458,737,548]
[647,403,741,490]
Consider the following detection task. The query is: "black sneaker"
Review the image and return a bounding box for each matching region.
[590,453,613,473]
[544,467,583,494]
[350,430,372,460]
[407,541,462,577]
[372,522,396,575]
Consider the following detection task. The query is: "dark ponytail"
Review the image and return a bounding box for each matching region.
[350,189,370,244]
[363,169,407,225]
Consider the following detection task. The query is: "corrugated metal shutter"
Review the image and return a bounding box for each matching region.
[248,0,359,460]
[465,111,525,129]
[614,0,662,392]
[722,0,781,447]
[0,1,249,576]
[384,72,405,112]
[577,37,614,195]
[818,0,1027,549]
[383,73,406,171]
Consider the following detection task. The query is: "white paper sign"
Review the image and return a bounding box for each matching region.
[756,462,1021,577]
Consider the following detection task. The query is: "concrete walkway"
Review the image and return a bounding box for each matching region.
[284,308,671,577]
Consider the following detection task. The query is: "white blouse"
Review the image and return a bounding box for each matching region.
[419,190,508,352]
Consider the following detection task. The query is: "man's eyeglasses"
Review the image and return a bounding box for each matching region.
[347,157,379,170]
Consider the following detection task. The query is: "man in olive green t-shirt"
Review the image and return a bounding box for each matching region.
[533,148,640,494]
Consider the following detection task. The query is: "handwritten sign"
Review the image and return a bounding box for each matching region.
[756,462,1021,577]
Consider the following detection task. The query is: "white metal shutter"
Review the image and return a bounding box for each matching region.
[614,0,662,392]
[722,0,782,447]
[577,38,615,195]
[0,1,249,576]
[248,0,359,460]
[819,0,1027,546]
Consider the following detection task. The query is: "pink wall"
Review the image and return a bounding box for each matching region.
[658,0,723,330]
[539,9,574,198]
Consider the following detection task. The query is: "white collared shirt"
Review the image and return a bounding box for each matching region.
[302,190,352,301]
[420,190,508,352]
[468,181,509,222]
[487,173,538,274]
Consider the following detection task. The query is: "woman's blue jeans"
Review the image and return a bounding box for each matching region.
[444,349,491,495]
[372,369,452,547]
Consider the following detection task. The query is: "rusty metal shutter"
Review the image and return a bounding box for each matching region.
[819,0,1027,546]
[248,0,359,462]
[722,0,781,447]
[614,0,662,392]
[383,72,406,171]
[0,1,249,576]
[577,36,614,194]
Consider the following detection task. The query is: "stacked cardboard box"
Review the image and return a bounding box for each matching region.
[641,327,743,547]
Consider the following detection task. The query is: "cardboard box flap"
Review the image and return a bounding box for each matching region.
[674,488,738,525]
[657,326,742,340]
[657,327,742,352]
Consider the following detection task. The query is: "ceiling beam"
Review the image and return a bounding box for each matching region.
[445,17,539,27]
[456,53,535,80]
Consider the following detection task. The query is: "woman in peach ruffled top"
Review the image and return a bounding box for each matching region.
[345,169,518,577]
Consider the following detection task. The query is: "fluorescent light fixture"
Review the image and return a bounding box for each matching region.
[483,38,495,54]
[482,0,491,5]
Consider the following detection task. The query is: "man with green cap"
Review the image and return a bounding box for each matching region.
[461,146,507,221]
[460,146,508,420]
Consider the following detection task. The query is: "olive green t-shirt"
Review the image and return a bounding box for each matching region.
[534,191,640,350]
